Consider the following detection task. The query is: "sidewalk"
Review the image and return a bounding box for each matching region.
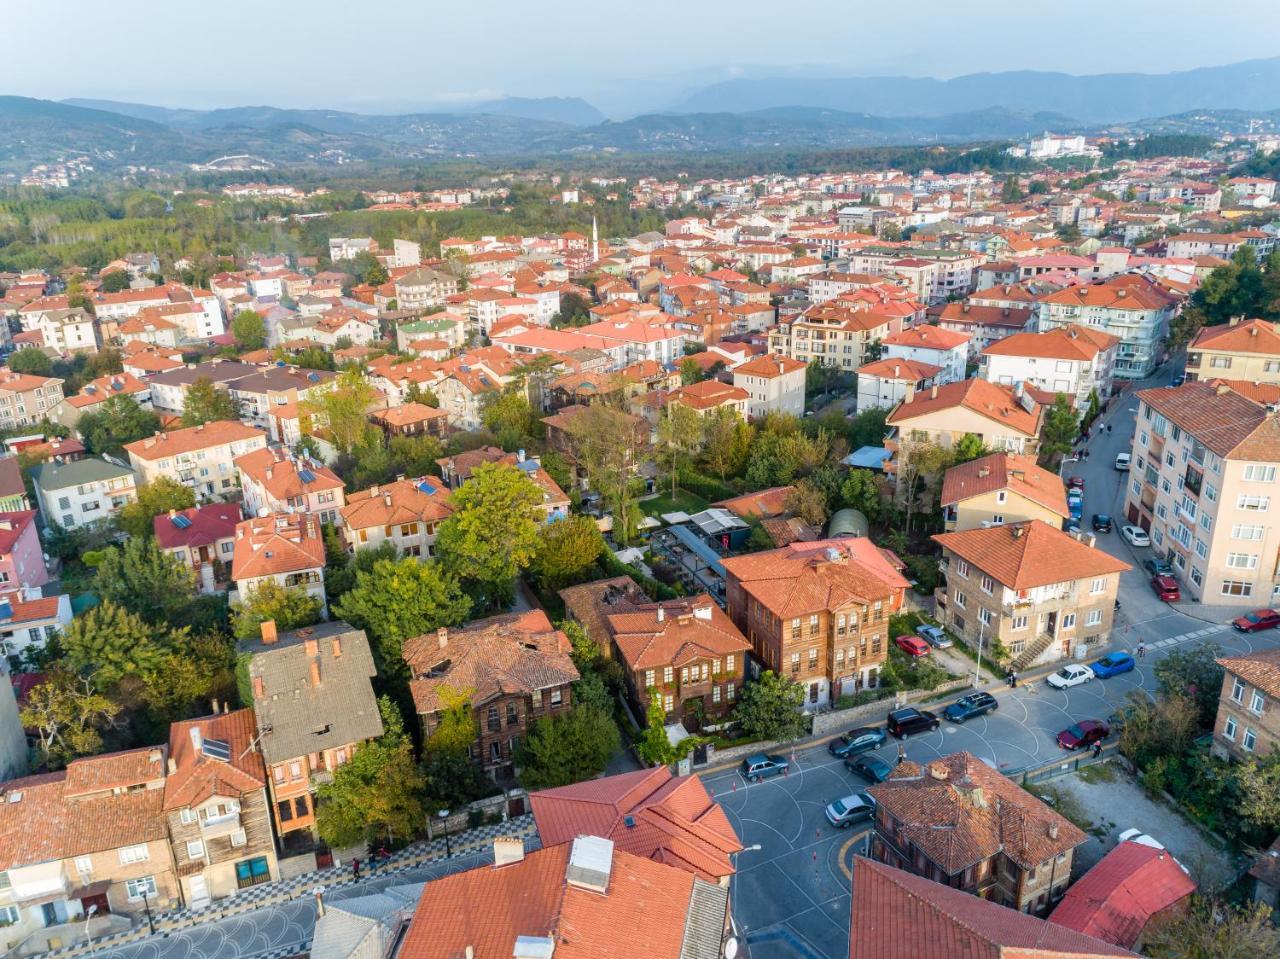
[46,816,539,959]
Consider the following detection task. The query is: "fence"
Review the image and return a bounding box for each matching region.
[1002,743,1119,786]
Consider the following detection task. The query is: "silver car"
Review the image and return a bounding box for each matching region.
[825,792,877,828]
[917,624,952,648]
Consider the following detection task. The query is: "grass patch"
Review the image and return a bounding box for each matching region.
[1027,783,1096,834]
[639,488,710,519]
[1077,761,1118,784]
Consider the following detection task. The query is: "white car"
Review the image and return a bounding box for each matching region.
[1117,828,1163,849]
[1120,525,1150,547]
[1115,452,1131,471]
[1046,663,1095,689]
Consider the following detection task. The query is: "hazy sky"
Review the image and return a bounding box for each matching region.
[13,0,1280,116]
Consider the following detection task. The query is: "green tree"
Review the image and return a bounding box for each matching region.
[702,406,754,481]
[1116,690,1199,770]
[8,349,53,376]
[20,668,121,770]
[181,377,239,426]
[516,705,620,790]
[100,270,130,293]
[333,557,472,676]
[784,479,829,527]
[316,697,426,847]
[480,390,536,450]
[302,367,379,455]
[426,685,479,757]
[1153,642,1224,729]
[94,537,197,621]
[437,462,543,609]
[1143,896,1280,959]
[77,395,161,457]
[1234,753,1280,833]
[137,632,236,732]
[363,261,390,286]
[530,515,605,590]
[231,579,323,641]
[634,694,700,766]
[679,357,703,385]
[61,600,175,689]
[952,433,987,465]
[841,468,888,525]
[1000,175,1024,202]
[733,670,807,743]
[572,668,614,715]
[1038,393,1079,463]
[115,477,196,539]
[563,404,646,545]
[231,310,267,351]
[656,403,704,497]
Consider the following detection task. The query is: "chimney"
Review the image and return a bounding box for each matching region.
[1012,524,1025,539]
[190,725,203,754]
[928,762,948,781]
[1048,822,1060,840]
[253,676,264,698]
[566,836,613,894]
[310,660,322,687]
[437,627,448,649]
[969,787,987,809]
[332,636,342,659]
[305,637,318,659]
[656,606,665,622]
[261,619,278,644]
[210,698,220,715]
[493,836,525,867]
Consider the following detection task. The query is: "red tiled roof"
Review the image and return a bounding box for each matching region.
[154,502,240,550]
[231,512,324,580]
[125,421,266,460]
[1190,318,1280,356]
[886,378,1042,438]
[165,708,266,811]
[940,452,1069,516]
[0,510,36,555]
[1049,841,1196,949]
[933,520,1129,590]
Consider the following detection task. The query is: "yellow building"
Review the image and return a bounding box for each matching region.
[940,452,1069,532]
[1185,318,1280,385]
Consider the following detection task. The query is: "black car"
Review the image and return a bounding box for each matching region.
[845,754,894,783]
[943,691,998,723]
[828,726,888,758]
[887,707,940,739]
[1144,558,1174,577]
[1092,513,1113,533]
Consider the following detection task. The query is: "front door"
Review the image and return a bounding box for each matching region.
[188,874,210,907]
[82,893,109,917]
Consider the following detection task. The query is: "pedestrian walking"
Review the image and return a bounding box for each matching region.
[1092,741,1103,759]
[896,744,906,766]
[1006,668,1014,687]
[1137,641,1146,658]
[1107,423,1113,434]
[1011,671,1018,688]
[351,858,361,882]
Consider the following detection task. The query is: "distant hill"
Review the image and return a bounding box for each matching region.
[465,97,606,126]
[670,57,1280,123]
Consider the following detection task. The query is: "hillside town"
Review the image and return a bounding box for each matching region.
[1,132,1280,959]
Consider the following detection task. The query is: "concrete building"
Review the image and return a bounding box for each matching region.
[1184,318,1280,384]
[1038,277,1178,380]
[881,325,970,385]
[125,422,267,502]
[855,358,941,413]
[33,456,137,531]
[979,324,1120,413]
[732,354,806,419]
[940,452,1070,533]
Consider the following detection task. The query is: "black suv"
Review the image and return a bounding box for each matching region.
[887,707,940,739]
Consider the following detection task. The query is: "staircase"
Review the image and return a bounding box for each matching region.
[1012,633,1056,673]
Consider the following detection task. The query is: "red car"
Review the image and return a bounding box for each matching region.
[1150,575,1180,603]
[1067,475,1085,490]
[1233,609,1280,632]
[1057,719,1110,751]
[894,634,931,657]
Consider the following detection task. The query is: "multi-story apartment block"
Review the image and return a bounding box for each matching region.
[856,358,941,413]
[940,452,1070,533]
[234,448,344,526]
[721,539,909,707]
[144,362,259,416]
[33,456,137,531]
[933,521,1129,670]
[393,267,459,313]
[868,752,1086,916]
[403,611,579,782]
[0,372,65,430]
[1037,276,1177,380]
[339,475,454,559]
[1211,647,1280,761]
[732,354,806,419]
[230,513,327,613]
[979,324,1119,413]
[937,303,1034,360]
[881,325,969,384]
[224,368,338,435]
[1184,318,1280,384]
[163,708,279,908]
[770,304,903,373]
[125,421,267,501]
[242,621,383,848]
[1124,382,1280,603]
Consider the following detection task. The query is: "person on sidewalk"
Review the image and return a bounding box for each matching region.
[351,858,361,882]
[1011,671,1018,688]
[1137,642,1146,658]
[1006,669,1014,687]
[1092,741,1103,759]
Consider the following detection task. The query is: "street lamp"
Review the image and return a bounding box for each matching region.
[974,618,986,686]
[141,891,156,936]
[438,809,451,858]
[83,904,98,954]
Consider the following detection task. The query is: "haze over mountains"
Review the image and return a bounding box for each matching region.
[1,57,1278,174]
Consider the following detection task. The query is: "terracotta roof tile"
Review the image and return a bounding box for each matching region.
[340,476,453,530]
[165,708,266,810]
[231,512,325,580]
[933,520,1129,590]
[1218,646,1280,698]
[887,378,1043,438]
[607,595,750,671]
[722,538,904,618]
[1137,382,1280,460]
[125,420,266,461]
[940,453,1069,516]
[981,324,1119,361]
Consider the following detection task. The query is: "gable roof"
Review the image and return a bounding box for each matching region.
[940,452,1069,517]
[981,324,1119,361]
[125,420,266,461]
[1218,646,1280,698]
[887,378,1042,439]
[1136,382,1280,460]
[1190,318,1280,356]
[235,447,344,500]
[1048,841,1196,949]
[165,708,266,810]
[154,502,240,550]
[721,538,902,618]
[231,512,325,580]
[882,325,970,350]
[933,520,1129,590]
[530,767,741,882]
[850,857,1135,959]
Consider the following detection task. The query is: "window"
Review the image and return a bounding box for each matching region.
[1012,615,1028,631]
[1090,578,1105,595]
[644,670,654,688]
[0,905,17,926]
[664,694,674,711]
[1085,609,1102,627]
[1244,728,1258,752]
[1243,464,1277,482]
[1252,691,1265,715]
[289,761,302,779]
[953,590,967,609]
[506,702,519,726]
[74,856,92,877]
[1222,580,1254,598]
[1233,678,1247,703]
[807,647,818,665]
[1237,494,1270,511]
[1205,483,1217,502]
[294,796,309,818]
[955,559,970,577]
[186,840,205,860]
[727,683,736,700]
[979,607,993,627]
[1061,612,1076,630]
[230,829,247,848]
[119,844,150,865]
[179,808,197,825]
[835,648,845,665]
[1233,524,1265,540]
[995,490,1007,504]
[1195,539,1209,560]
[712,685,721,704]
[550,688,563,707]
[662,666,674,684]
[1227,553,1259,570]
[1224,717,1238,741]
[680,667,688,684]
[980,575,994,595]
[126,877,157,902]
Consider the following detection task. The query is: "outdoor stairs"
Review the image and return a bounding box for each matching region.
[1011,633,1055,673]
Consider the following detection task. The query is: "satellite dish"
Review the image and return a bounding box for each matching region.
[723,937,739,959]
[257,506,270,518]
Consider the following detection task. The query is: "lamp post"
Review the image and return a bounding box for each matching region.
[142,891,155,936]
[974,617,986,686]
[438,809,451,858]
[83,904,98,954]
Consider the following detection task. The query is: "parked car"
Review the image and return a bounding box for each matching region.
[917,624,952,648]
[828,726,887,758]
[1046,663,1095,690]
[1067,492,1084,519]
[1151,574,1181,602]
[887,707,940,739]
[740,753,790,782]
[1090,652,1136,678]
[1115,452,1131,471]
[1057,719,1110,750]
[944,691,999,723]
[1144,558,1174,577]
[1117,828,1164,850]
[1120,525,1150,547]
[1067,475,1085,490]
[894,634,931,657]
[1092,513,1113,533]
[1064,519,1082,534]
[824,792,877,828]
[1233,608,1280,632]
[846,754,894,783]
[1171,372,1186,387]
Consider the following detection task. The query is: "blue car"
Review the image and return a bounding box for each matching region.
[1090,652,1136,679]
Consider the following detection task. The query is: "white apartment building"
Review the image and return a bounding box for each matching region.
[1037,277,1177,380]
[856,358,942,413]
[881,326,969,384]
[732,355,807,419]
[33,456,138,531]
[124,421,268,501]
[328,237,375,261]
[979,325,1119,413]
[0,373,65,430]
[1124,382,1280,603]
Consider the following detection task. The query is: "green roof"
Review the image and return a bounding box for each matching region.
[34,456,133,492]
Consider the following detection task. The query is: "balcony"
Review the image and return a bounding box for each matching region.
[200,812,244,840]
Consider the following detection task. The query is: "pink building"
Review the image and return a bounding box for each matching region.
[0,511,49,592]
